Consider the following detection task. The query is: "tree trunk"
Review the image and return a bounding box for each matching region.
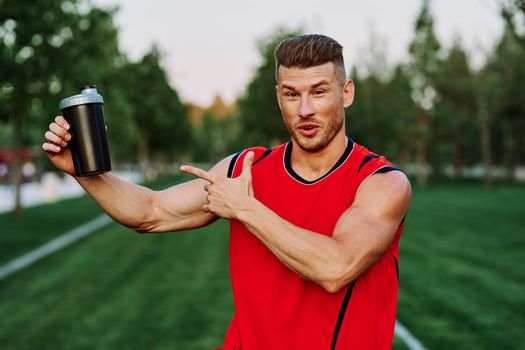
[415,107,429,187]
[397,146,410,173]
[452,140,463,180]
[137,126,149,176]
[11,100,23,218]
[505,149,516,182]
[478,85,493,188]
[480,117,493,188]
[505,121,518,182]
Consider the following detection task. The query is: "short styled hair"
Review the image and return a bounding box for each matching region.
[274,34,346,83]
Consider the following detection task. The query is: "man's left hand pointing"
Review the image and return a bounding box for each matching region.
[180,151,255,220]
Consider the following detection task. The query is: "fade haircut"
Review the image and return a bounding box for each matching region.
[274,34,346,84]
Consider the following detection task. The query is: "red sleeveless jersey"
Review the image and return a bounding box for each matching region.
[221,138,404,350]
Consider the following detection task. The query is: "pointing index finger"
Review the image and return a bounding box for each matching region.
[180,165,217,183]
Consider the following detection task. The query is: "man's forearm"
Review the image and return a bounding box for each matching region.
[75,172,157,231]
[236,199,358,292]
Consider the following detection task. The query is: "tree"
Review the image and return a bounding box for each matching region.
[238,28,301,147]
[501,0,525,47]
[103,70,138,164]
[485,28,525,182]
[191,111,241,163]
[122,47,190,175]
[346,30,394,155]
[346,73,391,153]
[433,39,477,180]
[476,65,497,187]
[0,0,122,216]
[408,0,442,186]
[190,95,241,163]
[384,65,418,170]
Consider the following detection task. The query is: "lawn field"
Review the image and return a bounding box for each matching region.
[398,182,525,349]
[0,180,523,349]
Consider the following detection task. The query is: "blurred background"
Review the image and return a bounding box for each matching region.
[0,0,523,349]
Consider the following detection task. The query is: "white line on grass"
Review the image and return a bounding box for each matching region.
[0,214,112,281]
[395,320,428,350]
[0,213,427,350]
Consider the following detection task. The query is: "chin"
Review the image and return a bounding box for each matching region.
[293,134,329,152]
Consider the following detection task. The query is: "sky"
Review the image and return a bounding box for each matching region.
[93,0,503,107]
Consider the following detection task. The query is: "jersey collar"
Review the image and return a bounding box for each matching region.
[283,137,354,185]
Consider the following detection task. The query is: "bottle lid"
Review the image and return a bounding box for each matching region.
[59,84,104,110]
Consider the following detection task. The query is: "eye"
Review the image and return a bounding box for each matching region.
[285,91,298,97]
[314,90,325,95]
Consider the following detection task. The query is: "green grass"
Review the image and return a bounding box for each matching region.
[0,220,233,350]
[1,181,523,349]
[0,213,409,350]
[397,183,525,350]
[393,335,411,350]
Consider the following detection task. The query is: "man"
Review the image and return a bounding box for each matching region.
[43,34,411,349]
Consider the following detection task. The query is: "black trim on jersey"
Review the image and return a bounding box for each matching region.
[393,255,399,280]
[330,281,356,350]
[253,148,272,166]
[358,154,379,172]
[375,166,400,174]
[227,150,244,178]
[284,138,354,185]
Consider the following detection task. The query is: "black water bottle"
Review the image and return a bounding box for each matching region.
[59,84,111,176]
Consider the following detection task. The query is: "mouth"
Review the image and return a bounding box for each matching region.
[297,123,320,137]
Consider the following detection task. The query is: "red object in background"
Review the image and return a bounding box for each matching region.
[0,148,33,163]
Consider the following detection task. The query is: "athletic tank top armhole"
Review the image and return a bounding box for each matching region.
[228,146,273,178]
[353,150,404,195]
[227,150,244,178]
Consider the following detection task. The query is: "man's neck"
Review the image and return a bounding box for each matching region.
[290,133,348,182]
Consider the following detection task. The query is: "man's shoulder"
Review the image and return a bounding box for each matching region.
[349,140,396,171]
[346,139,408,193]
[227,144,285,178]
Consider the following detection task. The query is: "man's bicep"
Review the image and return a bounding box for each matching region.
[150,154,235,232]
[333,171,411,263]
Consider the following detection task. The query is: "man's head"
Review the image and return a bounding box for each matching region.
[274,34,354,153]
[274,34,346,85]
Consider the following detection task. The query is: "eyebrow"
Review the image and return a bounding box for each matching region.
[280,80,331,91]
[311,80,330,88]
[280,84,296,91]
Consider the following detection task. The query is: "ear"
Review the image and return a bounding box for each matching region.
[342,79,355,108]
[275,85,282,110]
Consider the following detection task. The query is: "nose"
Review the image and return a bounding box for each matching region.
[298,95,315,119]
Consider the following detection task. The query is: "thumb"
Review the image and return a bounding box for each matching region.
[241,151,254,178]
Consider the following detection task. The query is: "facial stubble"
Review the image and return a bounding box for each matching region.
[284,109,345,153]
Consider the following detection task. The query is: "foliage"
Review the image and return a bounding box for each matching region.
[117,47,190,166]
[1,0,525,192]
[238,28,302,147]
[0,0,126,215]
[485,28,525,175]
[0,1,123,138]
[191,112,242,163]
[501,0,525,47]
[432,40,478,177]
[407,0,442,185]
[0,1,191,213]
